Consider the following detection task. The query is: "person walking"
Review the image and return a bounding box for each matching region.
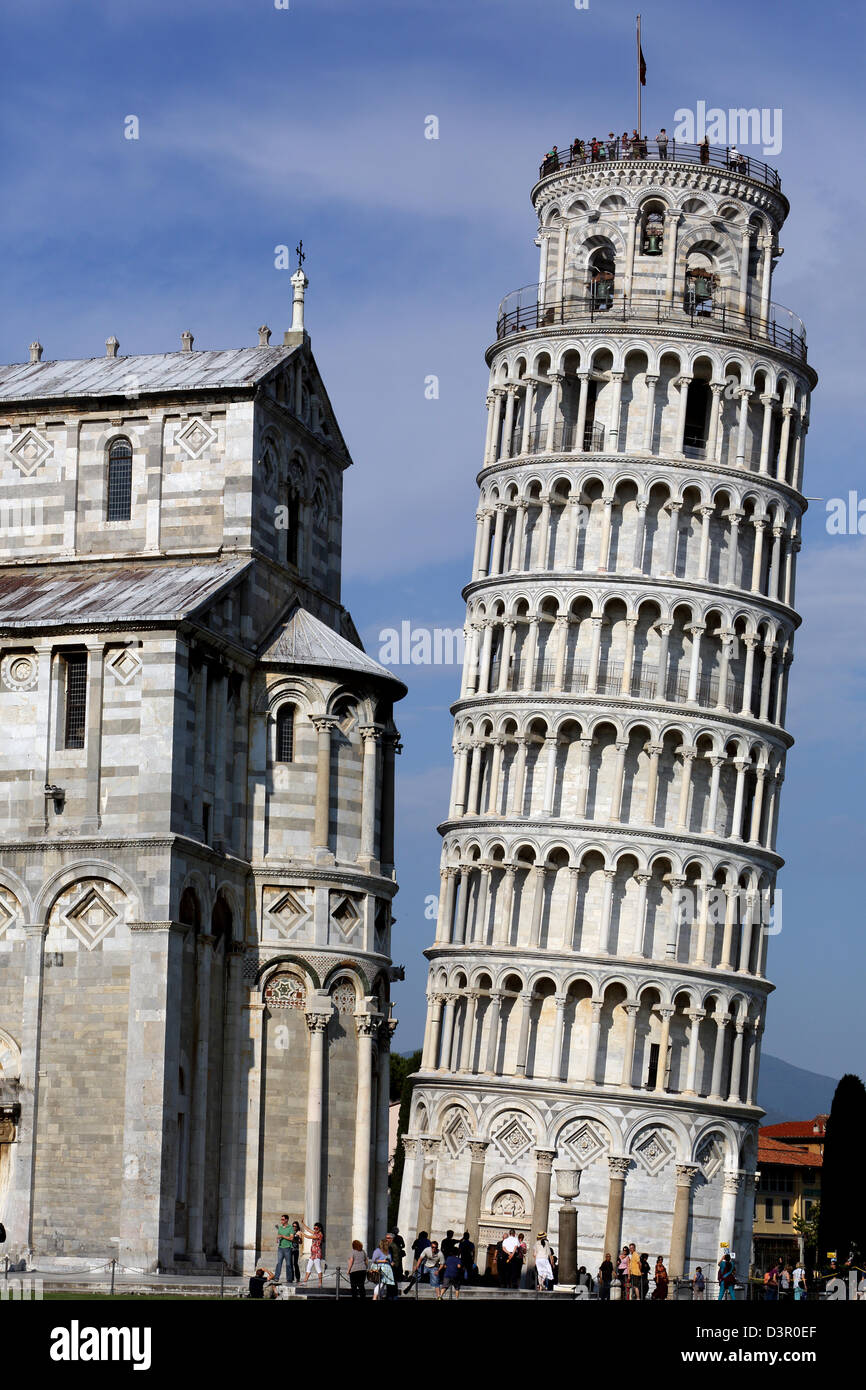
[458,1230,476,1284]
[718,1251,737,1300]
[534,1233,554,1292]
[301,1221,325,1288]
[598,1253,614,1300]
[390,1228,406,1282]
[439,1247,462,1299]
[692,1267,706,1300]
[764,1264,780,1300]
[793,1261,807,1301]
[779,1265,793,1301]
[348,1240,368,1299]
[274,1214,295,1284]
[656,127,668,158]
[501,1229,520,1288]
[409,1239,443,1292]
[652,1257,669,1300]
[371,1236,396,1300]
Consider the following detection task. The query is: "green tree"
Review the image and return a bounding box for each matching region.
[793,1199,820,1265]
[817,1074,866,1266]
[387,1049,422,1230]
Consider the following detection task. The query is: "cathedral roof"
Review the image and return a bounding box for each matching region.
[0,346,298,403]
[0,558,251,628]
[259,604,405,691]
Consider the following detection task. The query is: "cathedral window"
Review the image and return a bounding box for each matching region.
[106,438,133,521]
[276,704,295,762]
[62,651,87,749]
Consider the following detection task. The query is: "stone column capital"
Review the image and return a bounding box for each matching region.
[305,1011,331,1033]
[421,1137,442,1157]
[675,1163,700,1188]
[608,1155,631,1180]
[533,1148,557,1172]
[722,1170,744,1196]
[468,1140,490,1161]
[402,1136,419,1157]
[310,715,338,735]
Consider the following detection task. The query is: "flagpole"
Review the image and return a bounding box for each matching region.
[636,14,644,138]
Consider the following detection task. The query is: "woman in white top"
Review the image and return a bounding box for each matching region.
[534,1233,554,1291]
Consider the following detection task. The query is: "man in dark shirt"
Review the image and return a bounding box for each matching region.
[440,1229,458,1258]
[458,1231,475,1283]
[249,1267,272,1299]
[598,1252,614,1300]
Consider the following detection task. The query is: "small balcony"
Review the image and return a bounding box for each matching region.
[496,285,807,363]
[537,137,781,193]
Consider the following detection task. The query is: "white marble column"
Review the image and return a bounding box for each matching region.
[352,1011,380,1246]
[186,932,214,1264]
[304,1008,331,1223]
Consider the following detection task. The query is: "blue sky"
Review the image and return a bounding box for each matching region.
[2,0,864,1077]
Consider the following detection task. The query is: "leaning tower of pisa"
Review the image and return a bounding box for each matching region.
[398,133,815,1283]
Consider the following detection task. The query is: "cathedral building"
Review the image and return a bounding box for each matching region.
[401,136,815,1281]
[0,267,404,1272]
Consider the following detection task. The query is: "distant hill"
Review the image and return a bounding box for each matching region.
[758,1054,838,1126]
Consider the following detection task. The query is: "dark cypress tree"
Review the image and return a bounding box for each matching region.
[817,1073,866,1267]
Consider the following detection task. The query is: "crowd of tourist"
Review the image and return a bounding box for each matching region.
[248,1216,848,1302]
[540,130,751,176]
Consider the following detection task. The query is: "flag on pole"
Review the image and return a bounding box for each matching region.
[639,43,646,85]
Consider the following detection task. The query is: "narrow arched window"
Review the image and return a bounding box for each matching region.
[107,438,133,521]
[275,704,295,762]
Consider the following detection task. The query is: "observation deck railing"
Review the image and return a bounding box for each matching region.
[538,137,781,191]
[495,285,807,363]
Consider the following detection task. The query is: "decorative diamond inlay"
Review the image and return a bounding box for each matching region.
[561,1121,607,1167]
[63,885,120,949]
[442,1107,472,1158]
[330,894,361,940]
[492,1113,534,1160]
[0,890,18,939]
[633,1128,675,1177]
[176,416,217,459]
[8,427,52,476]
[265,889,309,938]
[696,1133,725,1180]
[108,649,142,686]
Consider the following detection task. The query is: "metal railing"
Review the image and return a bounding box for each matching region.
[495,286,807,361]
[508,419,606,456]
[483,656,753,712]
[538,137,781,191]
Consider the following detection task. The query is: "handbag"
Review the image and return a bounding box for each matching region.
[367,1266,381,1284]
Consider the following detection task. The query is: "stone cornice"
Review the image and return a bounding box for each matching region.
[435,812,784,872]
[485,319,816,386]
[411,1069,764,1119]
[462,566,802,632]
[475,451,807,512]
[251,864,398,896]
[449,689,794,753]
[421,941,774,1000]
